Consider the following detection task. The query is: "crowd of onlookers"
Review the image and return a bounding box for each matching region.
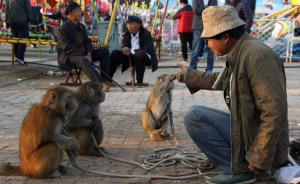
[5,0,159,91]
[3,0,256,62]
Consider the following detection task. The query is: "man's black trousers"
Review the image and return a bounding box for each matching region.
[110,49,151,83]
[67,48,110,82]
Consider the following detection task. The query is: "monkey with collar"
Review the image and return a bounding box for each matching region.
[68,81,105,156]
[141,74,176,141]
[0,87,79,178]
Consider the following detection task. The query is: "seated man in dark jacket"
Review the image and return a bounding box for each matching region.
[110,15,158,87]
[57,2,111,89]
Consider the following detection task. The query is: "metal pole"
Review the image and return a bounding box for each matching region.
[128,56,135,91]
[12,44,15,65]
[104,0,119,46]
[289,18,295,63]
[151,0,160,36]
[156,0,169,39]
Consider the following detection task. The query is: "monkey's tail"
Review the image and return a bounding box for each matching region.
[0,161,22,176]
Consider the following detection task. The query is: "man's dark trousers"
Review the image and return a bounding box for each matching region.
[67,48,110,82]
[184,106,231,174]
[11,23,29,61]
[179,32,193,61]
[110,50,151,83]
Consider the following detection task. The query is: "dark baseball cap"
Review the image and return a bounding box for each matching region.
[127,15,142,24]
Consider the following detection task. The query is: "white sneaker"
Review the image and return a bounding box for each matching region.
[15,58,25,66]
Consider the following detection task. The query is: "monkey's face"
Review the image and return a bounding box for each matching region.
[42,87,78,116]
[80,82,105,104]
[63,94,78,116]
[156,74,175,92]
[93,83,105,103]
[54,91,78,116]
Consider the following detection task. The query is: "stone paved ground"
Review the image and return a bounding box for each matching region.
[0,45,300,183]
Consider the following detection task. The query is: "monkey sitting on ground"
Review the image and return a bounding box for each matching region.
[141,74,176,141]
[0,87,79,178]
[68,81,105,156]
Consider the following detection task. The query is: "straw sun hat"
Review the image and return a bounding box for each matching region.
[201,5,246,38]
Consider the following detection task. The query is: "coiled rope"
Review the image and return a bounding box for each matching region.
[65,134,215,180]
[68,146,211,180]
[65,133,214,180]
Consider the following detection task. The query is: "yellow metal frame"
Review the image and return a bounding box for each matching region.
[151,0,160,36]
[0,38,57,45]
[104,0,119,47]
[0,36,98,64]
[260,6,300,20]
[0,38,57,64]
[256,6,300,35]
[291,0,300,5]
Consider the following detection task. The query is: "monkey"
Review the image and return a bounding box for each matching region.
[0,87,80,178]
[67,81,105,156]
[141,74,176,141]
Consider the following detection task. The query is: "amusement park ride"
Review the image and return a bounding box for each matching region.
[253,0,300,61]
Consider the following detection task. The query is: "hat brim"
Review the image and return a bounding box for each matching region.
[126,20,142,24]
[201,21,246,38]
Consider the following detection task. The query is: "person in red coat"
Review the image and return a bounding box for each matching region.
[172,0,194,62]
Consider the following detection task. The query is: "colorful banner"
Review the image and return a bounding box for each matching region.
[112,0,151,9]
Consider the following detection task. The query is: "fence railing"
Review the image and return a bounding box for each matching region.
[253,18,300,62]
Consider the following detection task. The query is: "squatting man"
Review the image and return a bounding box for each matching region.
[176,5,289,184]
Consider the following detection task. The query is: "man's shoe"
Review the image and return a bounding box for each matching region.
[136,82,144,88]
[206,172,257,184]
[125,81,149,87]
[15,58,25,66]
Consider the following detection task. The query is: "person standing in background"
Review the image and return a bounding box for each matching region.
[172,0,194,63]
[189,0,217,72]
[226,0,255,33]
[5,0,33,65]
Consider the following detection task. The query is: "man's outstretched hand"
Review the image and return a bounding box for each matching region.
[176,64,188,83]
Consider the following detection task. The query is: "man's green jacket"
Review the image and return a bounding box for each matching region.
[185,33,289,174]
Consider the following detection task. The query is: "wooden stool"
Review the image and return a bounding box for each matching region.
[61,66,82,86]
